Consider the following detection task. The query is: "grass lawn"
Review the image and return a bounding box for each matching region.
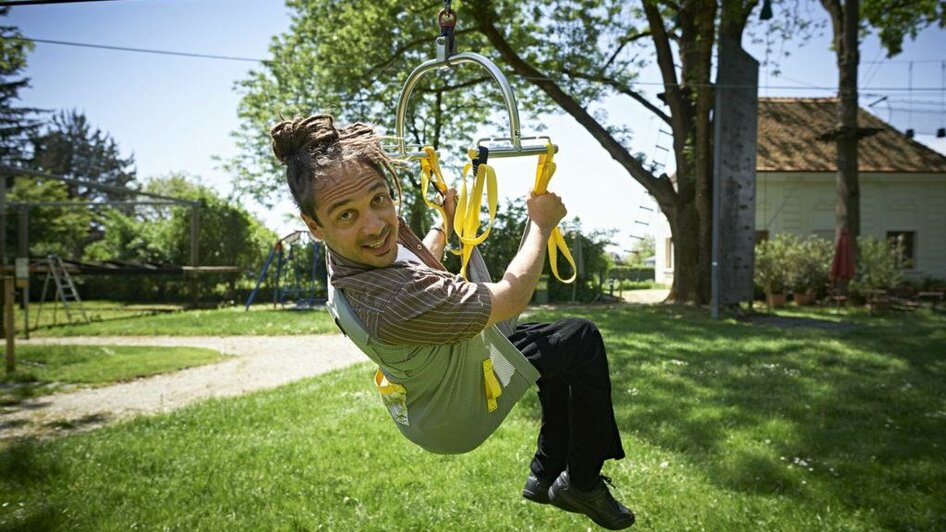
[1,345,222,404]
[1,305,944,530]
[24,302,338,337]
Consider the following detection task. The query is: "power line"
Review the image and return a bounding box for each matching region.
[0,0,122,6]
[13,36,946,92]
[20,36,265,63]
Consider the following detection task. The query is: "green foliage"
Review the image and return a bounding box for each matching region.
[4,111,138,263]
[789,236,834,293]
[547,219,615,302]
[80,174,277,301]
[862,0,946,56]
[4,177,94,259]
[754,233,801,295]
[609,265,655,282]
[0,9,40,166]
[849,235,903,295]
[29,110,137,201]
[753,234,832,295]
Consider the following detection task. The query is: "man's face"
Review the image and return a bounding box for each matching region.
[302,159,399,268]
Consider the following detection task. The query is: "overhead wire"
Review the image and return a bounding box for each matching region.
[14,35,946,93]
[18,36,265,63]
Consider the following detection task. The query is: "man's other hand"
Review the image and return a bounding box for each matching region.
[442,187,458,233]
[527,191,567,234]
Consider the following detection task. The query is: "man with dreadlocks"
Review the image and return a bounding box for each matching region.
[271,114,634,530]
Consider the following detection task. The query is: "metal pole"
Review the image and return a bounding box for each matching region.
[17,207,29,337]
[189,205,200,306]
[4,277,15,374]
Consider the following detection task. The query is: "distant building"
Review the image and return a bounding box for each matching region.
[655,97,946,285]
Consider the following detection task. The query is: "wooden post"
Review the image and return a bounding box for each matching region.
[17,207,29,339]
[0,170,6,268]
[189,204,200,307]
[5,277,14,374]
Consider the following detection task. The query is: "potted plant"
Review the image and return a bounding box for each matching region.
[755,234,798,308]
[849,236,903,312]
[792,236,833,306]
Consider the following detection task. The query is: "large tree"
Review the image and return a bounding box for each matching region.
[819,0,946,241]
[0,8,40,167]
[30,110,137,201]
[231,0,772,303]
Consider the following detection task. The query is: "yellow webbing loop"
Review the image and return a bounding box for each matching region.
[482,358,502,412]
[452,150,498,279]
[419,146,449,228]
[533,143,576,283]
[374,367,403,395]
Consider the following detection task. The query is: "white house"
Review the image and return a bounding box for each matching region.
[655,97,946,285]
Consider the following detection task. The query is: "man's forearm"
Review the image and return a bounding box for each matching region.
[483,220,551,325]
[423,226,448,260]
[502,221,551,309]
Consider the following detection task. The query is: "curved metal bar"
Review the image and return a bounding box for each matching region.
[394,51,521,156]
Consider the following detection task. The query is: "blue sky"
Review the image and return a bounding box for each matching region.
[8,0,946,255]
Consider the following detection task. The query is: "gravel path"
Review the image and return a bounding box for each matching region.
[621,288,670,304]
[1,334,368,440]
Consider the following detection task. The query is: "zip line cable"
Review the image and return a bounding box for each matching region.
[0,0,123,6]
[19,36,265,63]
[14,36,946,93]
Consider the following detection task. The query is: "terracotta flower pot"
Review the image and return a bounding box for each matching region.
[793,290,816,306]
[766,293,787,308]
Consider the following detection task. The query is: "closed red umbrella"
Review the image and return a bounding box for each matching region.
[830,227,856,285]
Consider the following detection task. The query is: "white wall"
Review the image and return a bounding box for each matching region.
[756,172,946,279]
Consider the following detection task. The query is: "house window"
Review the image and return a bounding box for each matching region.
[664,238,674,269]
[755,230,769,244]
[886,231,916,269]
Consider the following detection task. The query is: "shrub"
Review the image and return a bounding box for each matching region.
[754,234,800,295]
[792,236,834,294]
[850,236,903,296]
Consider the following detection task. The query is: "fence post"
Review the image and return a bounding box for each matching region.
[5,276,15,374]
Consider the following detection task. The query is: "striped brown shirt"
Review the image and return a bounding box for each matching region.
[328,219,492,346]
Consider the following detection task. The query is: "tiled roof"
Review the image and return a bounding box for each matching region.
[757,97,946,172]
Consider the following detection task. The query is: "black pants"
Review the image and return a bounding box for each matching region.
[507,317,625,491]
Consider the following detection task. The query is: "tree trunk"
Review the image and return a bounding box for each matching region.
[824,0,861,240]
[668,201,710,302]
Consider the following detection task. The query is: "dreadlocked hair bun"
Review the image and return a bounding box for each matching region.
[270,114,340,165]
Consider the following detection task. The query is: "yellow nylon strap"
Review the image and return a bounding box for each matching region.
[482,358,502,413]
[419,146,448,227]
[374,367,403,395]
[533,143,577,283]
[452,152,498,279]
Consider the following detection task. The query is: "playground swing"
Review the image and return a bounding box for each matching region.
[325,4,578,454]
[245,231,325,310]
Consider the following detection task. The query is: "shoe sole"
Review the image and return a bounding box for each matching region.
[522,487,551,505]
[550,490,635,530]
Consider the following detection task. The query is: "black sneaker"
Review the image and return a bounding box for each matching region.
[548,471,635,530]
[522,473,553,504]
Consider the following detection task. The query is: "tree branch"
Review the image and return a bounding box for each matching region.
[468,0,674,202]
[365,28,477,79]
[416,76,491,94]
[561,67,671,125]
[600,31,652,73]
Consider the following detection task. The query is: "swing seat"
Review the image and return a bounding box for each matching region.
[326,245,539,454]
